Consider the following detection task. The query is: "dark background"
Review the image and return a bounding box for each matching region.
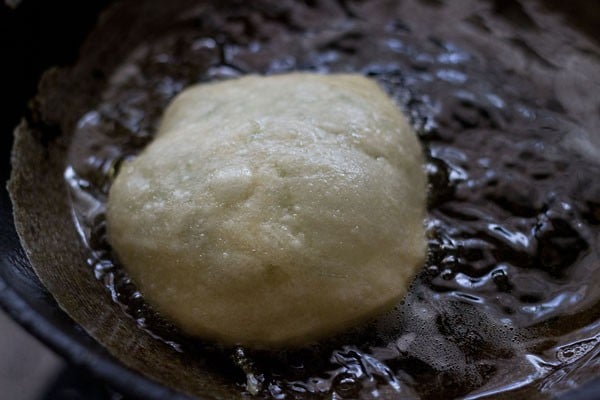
[0,0,108,183]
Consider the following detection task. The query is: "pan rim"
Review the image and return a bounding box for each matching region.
[0,187,196,400]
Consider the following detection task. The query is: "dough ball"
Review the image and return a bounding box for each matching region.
[106,73,427,347]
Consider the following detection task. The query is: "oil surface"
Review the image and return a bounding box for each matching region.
[64,0,600,398]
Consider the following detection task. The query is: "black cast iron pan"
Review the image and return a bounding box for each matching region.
[1,1,599,399]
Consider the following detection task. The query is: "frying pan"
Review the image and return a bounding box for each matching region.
[1,1,599,399]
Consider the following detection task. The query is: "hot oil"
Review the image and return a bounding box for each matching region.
[63,0,600,398]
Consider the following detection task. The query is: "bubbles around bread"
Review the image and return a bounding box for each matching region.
[106,73,427,347]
